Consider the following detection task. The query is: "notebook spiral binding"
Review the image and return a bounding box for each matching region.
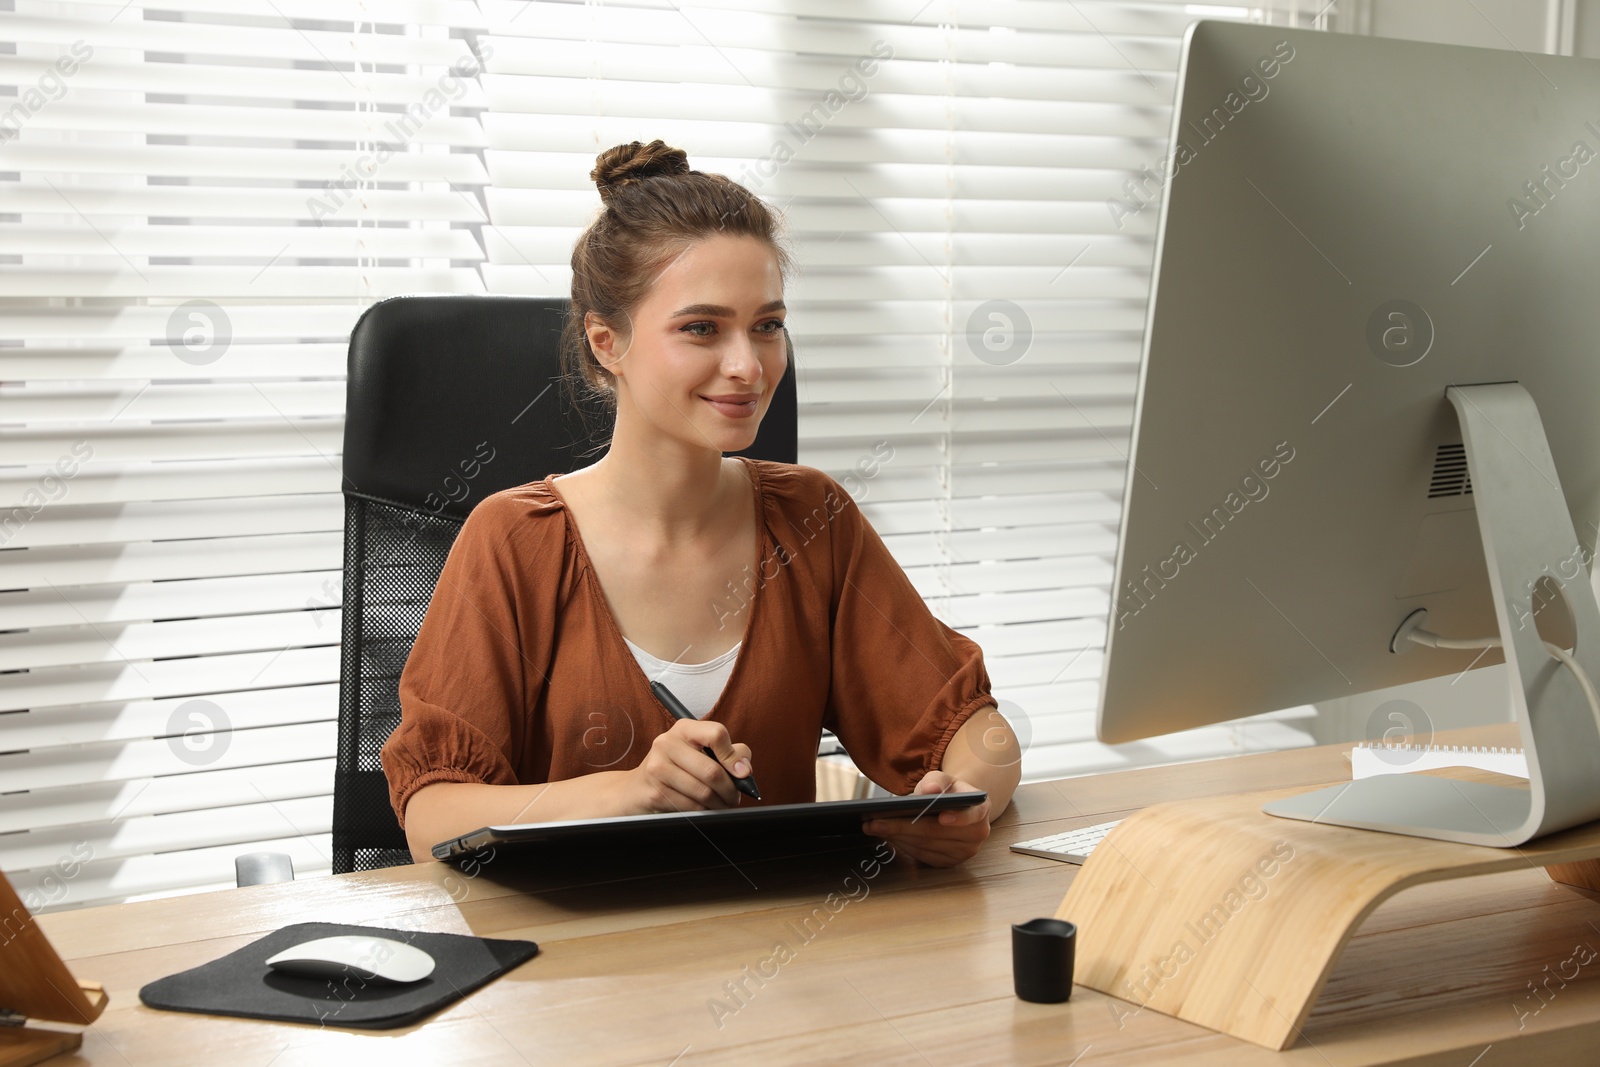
[1353,742,1523,753]
[1350,741,1528,780]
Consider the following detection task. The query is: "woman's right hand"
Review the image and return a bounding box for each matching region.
[624,718,754,813]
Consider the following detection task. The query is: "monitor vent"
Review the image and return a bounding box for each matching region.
[1428,443,1473,498]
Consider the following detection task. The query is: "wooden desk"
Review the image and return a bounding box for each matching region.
[29,722,1600,1065]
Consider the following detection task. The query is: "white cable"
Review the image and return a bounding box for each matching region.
[1408,626,1600,736]
[1543,642,1600,733]
[1407,630,1497,651]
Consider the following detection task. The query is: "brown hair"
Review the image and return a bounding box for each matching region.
[560,139,796,442]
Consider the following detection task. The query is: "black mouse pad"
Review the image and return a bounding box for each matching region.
[139,921,539,1030]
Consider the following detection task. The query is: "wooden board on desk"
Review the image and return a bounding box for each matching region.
[1055,763,1600,1050]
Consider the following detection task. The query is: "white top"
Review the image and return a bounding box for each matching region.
[623,636,741,718]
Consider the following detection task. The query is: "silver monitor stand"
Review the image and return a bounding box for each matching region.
[1263,383,1600,846]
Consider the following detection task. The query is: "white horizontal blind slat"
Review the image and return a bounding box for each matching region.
[2,723,337,796]
[6,382,346,422]
[0,343,348,380]
[10,99,488,145]
[0,457,344,508]
[0,533,343,587]
[0,183,490,219]
[2,495,344,548]
[0,267,487,298]
[0,571,344,629]
[5,15,481,66]
[0,759,337,835]
[6,834,334,914]
[2,647,341,713]
[0,56,491,107]
[0,685,339,750]
[20,0,487,26]
[0,795,333,872]
[0,609,340,674]
[3,221,486,257]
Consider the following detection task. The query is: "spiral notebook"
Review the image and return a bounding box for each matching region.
[1351,742,1528,780]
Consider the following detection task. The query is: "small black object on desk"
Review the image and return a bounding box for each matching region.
[1012,917,1076,1003]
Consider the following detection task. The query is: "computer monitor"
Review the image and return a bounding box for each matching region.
[1097,21,1600,846]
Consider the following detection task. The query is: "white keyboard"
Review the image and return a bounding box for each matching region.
[1009,819,1124,865]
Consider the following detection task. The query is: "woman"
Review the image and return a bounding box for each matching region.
[382,139,1020,867]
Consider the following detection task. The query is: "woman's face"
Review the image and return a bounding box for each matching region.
[589,233,787,454]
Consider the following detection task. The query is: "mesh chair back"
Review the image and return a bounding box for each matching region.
[335,294,798,872]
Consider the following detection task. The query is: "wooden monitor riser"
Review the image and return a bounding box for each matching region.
[1056,772,1600,1051]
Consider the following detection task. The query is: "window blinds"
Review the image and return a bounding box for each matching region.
[5,0,1334,911]
[2,0,490,911]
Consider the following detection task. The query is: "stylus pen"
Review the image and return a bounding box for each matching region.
[648,680,762,800]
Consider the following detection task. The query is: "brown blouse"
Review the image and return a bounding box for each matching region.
[381,457,997,826]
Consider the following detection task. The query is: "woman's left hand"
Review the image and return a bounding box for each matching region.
[861,770,991,867]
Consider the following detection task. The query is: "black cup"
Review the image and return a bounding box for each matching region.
[1012,918,1076,1003]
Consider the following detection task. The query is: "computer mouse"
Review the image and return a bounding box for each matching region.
[264,934,435,984]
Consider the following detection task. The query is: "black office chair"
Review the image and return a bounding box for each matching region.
[330,294,799,873]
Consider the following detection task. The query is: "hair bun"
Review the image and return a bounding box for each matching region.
[591,139,691,203]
